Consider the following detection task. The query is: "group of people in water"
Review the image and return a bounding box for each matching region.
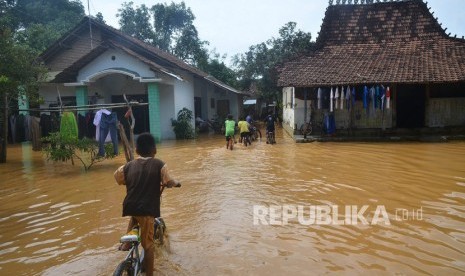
[113,113,278,275]
[224,113,277,150]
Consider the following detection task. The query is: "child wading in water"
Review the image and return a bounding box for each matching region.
[224,114,236,150]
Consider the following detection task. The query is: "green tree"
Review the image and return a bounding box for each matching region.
[95,12,106,24]
[11,0,85,54]
[0,0,83,163]
[151,1,195,53]
[117,1,239,87]
[117,1,211,69]
[233,22,314,103]
[0,29,47,163]
[203,52,238,88]
[118,2,155,44]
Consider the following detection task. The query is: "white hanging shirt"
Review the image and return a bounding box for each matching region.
[330,88,334,112]
[94,109,112,142]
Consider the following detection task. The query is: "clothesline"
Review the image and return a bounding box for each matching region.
[6,102,149,113]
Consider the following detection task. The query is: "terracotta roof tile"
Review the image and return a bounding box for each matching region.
[277,0,465,87]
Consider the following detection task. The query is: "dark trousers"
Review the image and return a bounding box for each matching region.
[98,113,118,156]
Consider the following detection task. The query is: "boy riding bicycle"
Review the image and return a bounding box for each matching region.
[114,133,180,276]
[264,113,277,144]
[224,114,236,150]
[237,116,251,146]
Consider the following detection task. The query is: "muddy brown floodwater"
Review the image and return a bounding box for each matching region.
[1,128,465,275]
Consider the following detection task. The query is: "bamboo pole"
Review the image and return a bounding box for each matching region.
[118,123,133,162]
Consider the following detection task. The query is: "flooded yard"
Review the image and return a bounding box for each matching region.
[1,128,465,275]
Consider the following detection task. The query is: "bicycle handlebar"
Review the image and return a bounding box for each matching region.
[161,181,181,188]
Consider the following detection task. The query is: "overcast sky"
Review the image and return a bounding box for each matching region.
[85,0,465,62]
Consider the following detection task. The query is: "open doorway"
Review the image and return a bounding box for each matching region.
[112,94,150,138]
[396,84,426,128]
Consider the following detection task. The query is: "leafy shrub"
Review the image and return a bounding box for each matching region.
[42,132,116,171]
[171,107,195,139]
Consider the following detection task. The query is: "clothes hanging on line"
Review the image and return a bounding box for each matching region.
[98,112,119,157]
[346,86,351,110]
[386,86,391,109]
[31,116,41,151]
[16,114,26,143]
[78,112,96,139]
[351,87,356,107]
[60,112,78,141]
[380,86,386,111]
[329,87,334,112]
[24,115,32,141]
[93,109,112,142]
[363,86,368,110]
[9,115,16,144]
[339,86,345,110]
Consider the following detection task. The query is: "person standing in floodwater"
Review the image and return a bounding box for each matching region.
[224,114,236,150]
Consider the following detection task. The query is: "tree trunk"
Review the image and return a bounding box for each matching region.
[1,93,8,163]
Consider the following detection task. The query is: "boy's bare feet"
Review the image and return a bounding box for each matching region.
[118,242,131,251]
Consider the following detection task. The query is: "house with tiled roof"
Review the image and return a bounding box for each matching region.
[35,17,244,141]
[277,0,465,138]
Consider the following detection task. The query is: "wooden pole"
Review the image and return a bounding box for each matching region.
[123,94,135,156]
[1,92,8,163]
[118,123,133,162]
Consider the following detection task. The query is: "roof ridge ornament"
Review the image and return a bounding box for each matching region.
[329,0,423,6]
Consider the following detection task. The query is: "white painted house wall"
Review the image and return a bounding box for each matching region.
[159,84,176,139]
[38,47,242,140]
[39,84,75,110]
[173,75,195,132]
[282,87,295,132]
[78,49,156,81]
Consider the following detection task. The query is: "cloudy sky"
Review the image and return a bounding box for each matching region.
[84,0,465,61]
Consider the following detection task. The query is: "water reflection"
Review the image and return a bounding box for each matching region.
[0,130,465,275]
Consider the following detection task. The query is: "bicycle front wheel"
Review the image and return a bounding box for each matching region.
[154,218,165,245]
[300,124,312,136]
[256,129,262,140]
[157,223,164,244]
[113,259,135,276]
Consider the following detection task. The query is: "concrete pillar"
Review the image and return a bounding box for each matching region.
[147,82,161,142]
[75,86,88,116]
[18,86,29,115]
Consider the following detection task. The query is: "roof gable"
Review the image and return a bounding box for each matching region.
[316,0,446,47]
[40,17,241,93]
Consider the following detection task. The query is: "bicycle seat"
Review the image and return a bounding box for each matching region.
[120,234,139,243]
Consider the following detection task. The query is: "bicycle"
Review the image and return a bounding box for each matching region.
[113,226,145,276]
[249,124,262,142]
[113,183,181,276]
[299,108,317,136]
[299,121,313,136]
[241,133,251,146]
[266,130,276,144]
